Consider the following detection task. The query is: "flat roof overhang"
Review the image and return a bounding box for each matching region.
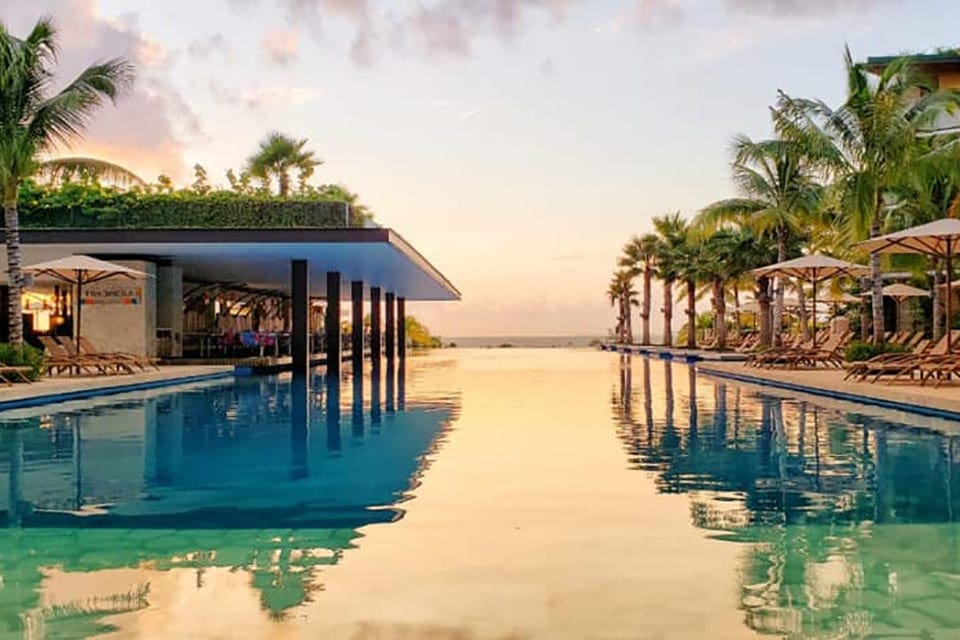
[17,228,460,301]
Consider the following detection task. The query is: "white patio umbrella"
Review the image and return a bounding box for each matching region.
[860,283,930,332]
[23,255,152,344]
[858,219,960,350]
[753,255,870,348]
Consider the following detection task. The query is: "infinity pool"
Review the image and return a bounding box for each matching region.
[0,349,958,638]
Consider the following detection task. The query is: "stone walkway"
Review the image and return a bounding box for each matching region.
[0,365,234,408]
[699,361,960,418]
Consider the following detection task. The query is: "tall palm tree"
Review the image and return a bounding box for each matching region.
[700,135,822,346]
[607,270,638,343]
[774,47,960,342]
[618,233,659,345]
[652,213,687,347]
[246,132,322,198]
[0,18,133,345]
[674,230,704,349]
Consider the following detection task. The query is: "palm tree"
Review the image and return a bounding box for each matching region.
[0,18,133,345]
[35,157,143,187]
[698,229,748,350]
[607,270,638,343]
[246,132,322,198]
[700,135,822,346]
[674,230,704,349]
[652,213,687,347]
[774,47,960,342]
[618,233,659,345]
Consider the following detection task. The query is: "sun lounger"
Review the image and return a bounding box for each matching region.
[854,331,960,384]
[74,337,159,371]
[40,336,131,376]
[0,366,33,385]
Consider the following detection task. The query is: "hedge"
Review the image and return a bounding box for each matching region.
[0,343,45,381]
[16,182,359,229]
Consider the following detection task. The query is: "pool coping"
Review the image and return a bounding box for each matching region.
[697,363,960,422]
[599,343,747,362]
[0,370,235,411]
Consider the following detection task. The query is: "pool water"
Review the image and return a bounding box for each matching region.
[0,349,957,638]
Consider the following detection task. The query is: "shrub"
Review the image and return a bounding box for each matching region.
[844,340,910,362]
[0,343,45,381]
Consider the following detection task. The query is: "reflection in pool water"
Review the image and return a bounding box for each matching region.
[0,366,457,638]
[612,355,960,638]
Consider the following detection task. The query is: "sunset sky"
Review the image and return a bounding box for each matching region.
[2,1,958,337]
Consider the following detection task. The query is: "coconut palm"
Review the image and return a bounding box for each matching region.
[35,157,143,187]
[700,135,822,346]
[618,233,659,345]
[246,132,322,198]
[774,47,960,342]
[0,18,133,345]
[652,213,688,347]
[607,270,638,343]
[674,230,704,349]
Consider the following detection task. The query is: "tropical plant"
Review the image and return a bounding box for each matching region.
[619,233,659,345]
[652,213,687,346]
[0,17,132,345]
[774,46,960,342]
[674,229,704,349]
[700,135,822,346]
[607,269,638,343]
[246,132,322,198]
[35,156,143,187]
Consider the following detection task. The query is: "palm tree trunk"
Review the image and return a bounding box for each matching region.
[278,171,290,198]
[757,276,772,347]
[685,278,696,349]
[662,278,673,346]
[870,216,885,344]
[796,281,811,341]
[773,230,787,347]
[4,196,24,346]
[714,279,727,349]
[733,285,741,340]
[641,262,652,346]
[624,291,633,344]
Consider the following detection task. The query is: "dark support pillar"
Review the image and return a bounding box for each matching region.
[397,297,406,360]
[291,260,309,379]
[351,280,363,373]
[385,292,395,363]
[370,287,381,374]
[325,272,341,376]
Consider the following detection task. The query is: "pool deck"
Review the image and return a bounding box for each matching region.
[0,365,234,410]
[698,360,960,420]
[600,343,747,362]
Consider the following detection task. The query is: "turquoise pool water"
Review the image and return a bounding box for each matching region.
[0,349,957,638]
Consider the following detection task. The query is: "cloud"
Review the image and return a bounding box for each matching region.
[237,0,569,66]
[261,27,300,64]
[209,81,322,110]
[187,33,231,59]
[722,0,889,18]
[458,105,484,122]
[634,0,685,29]
[2,0,197,181]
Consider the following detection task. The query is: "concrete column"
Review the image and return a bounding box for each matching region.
[326,271,342,376]
[397,297,406,360]
[370,287,381,374]
[385,292,395,363]
[156,265,183,358]
[291,260,309,379]
[351,280,363,373]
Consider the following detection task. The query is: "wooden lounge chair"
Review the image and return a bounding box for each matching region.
[765,331,850,369]
[57,337,137,375]
[75,337,160,371]
[859,331,960,385]
[0,366,34,385]
[40,336,129,376]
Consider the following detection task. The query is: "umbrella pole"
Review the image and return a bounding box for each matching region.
[948,239,954,351]
[75,270,82,345]
[812,278,817,349]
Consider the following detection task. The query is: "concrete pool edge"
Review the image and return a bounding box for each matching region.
[696,363,960,422]
[0,368,235,411]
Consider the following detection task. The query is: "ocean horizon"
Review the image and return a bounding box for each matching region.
[444,335,605,348]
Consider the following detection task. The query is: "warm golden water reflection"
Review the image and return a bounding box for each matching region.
[14,348,960,639]
[27,350,757,639]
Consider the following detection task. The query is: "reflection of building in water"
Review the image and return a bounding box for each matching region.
[611,356,960,637]
[0,374,457,632]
